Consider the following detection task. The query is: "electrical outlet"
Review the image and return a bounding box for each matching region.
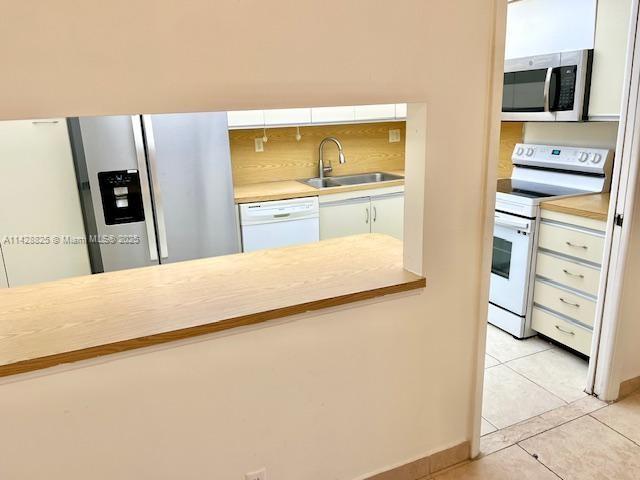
[254,137,264,152]
[245,468,267,480]
[388,129,401,143]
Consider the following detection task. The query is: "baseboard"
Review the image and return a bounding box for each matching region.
[619,375,640,399]
[364,441,470,480]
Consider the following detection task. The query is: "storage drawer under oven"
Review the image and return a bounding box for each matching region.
[531,307,593,356]
[533,280,596,328]
[536,252,601,297]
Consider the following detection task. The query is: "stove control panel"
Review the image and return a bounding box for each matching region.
[512,143,612,175]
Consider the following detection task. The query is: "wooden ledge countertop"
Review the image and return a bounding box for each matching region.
[0,234,425,378]
[234,170,405,203]
[541,193,610,222]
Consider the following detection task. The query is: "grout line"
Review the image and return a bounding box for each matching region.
[487,343,555,364]
[589,413,640,449]
[480,401,609,458]
[481,416,499,434]
[516,444,565,479]
[501,362,571,406]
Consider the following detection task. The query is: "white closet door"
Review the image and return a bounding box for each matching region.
[0,119,91,286]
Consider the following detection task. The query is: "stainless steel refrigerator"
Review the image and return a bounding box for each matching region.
[68,112,240,273]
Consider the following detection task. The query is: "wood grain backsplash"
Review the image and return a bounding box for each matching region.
[229,121,406,185]
[499,122,524,179]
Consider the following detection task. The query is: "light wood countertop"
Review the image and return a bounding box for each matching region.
[0,234,424,378]
[541,193,610,222]
[234,170,405,203]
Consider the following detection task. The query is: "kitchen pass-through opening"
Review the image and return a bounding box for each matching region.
[0,102,427,290]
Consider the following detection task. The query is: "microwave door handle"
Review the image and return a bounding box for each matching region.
[132,116,159,262]
[543,67,553,112]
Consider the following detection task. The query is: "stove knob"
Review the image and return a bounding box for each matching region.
[592,153,602,164]
[516,146,524,156]
[578,152,588,162]
[526,148,534,157]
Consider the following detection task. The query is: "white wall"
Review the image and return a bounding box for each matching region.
[0,1,505,478]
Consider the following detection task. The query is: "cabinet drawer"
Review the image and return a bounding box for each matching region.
[536,252,601,296]
[533,280,596,327]
[538,221,604,264]
[532,307,593,356]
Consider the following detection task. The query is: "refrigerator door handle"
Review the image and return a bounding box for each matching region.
[141,115,169,260]
[131,116,160,262]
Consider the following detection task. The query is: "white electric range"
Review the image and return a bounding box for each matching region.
[489,143,613,338]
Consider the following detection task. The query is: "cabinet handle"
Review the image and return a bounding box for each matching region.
[373,206,377,222]
[32,120,59,125]
[566,241,588,249]
[559,297,580,308]
[365,207,369,224]
[555,325,576,336]
[562,269,584,279]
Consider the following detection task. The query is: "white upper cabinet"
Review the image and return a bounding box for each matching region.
[227,104,408,129]
[264,108,312,126]
[311,106,356,124]
[354,104,396,121]
[227,110,265,128]
[589,0,632,119]
[505,0,597,59]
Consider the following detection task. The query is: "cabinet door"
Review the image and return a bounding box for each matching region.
[264,108,311,126]
[311,106,356,124]
[0,119,91,287]
[589,0,631,118]
[354,104,396,121]
[226,110,265,128]
[371,194,404,240]
[320,198,371,240]
[395,103,407,119]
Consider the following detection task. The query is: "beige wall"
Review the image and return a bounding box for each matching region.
[0,1,504,479]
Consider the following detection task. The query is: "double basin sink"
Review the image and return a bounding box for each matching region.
[299,172,404,189]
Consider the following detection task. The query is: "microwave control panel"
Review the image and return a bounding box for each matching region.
[551,65,577,111]
[97,170,145,225]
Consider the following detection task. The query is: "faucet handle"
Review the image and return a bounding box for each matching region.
[323,160,332,174]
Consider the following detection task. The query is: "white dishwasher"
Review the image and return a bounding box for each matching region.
[239,197,320,252]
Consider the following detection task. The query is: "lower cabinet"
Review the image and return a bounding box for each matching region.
[320,191,404,240]
[531,209,606,356]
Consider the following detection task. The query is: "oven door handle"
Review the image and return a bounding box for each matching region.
[494,215,530,231]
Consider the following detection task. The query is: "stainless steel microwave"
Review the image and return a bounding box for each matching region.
[502,49,593,122]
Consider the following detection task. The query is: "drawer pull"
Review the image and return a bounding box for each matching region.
[555,325,576,335]
[559,297,580,308]
[563,269,585,279]
[566,241,588,250]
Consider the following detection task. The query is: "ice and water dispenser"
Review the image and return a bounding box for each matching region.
[97,170,145,225]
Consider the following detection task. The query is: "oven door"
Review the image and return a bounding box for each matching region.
[489,212,535,315]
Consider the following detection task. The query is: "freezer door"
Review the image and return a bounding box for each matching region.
[74,115,160,272]
[143,112,240,263]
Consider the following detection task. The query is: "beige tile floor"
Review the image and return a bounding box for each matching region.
[482,325,589,431]
[436,390,640,479]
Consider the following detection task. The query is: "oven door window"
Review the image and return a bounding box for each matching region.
[492,237,513,279]
[502,69,548,112]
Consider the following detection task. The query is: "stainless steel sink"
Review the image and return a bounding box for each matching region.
[300,178,343,188]
[331,172,404,185]
[299,172,404,189]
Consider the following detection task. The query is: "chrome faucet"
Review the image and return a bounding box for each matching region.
[318,137,346,180]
